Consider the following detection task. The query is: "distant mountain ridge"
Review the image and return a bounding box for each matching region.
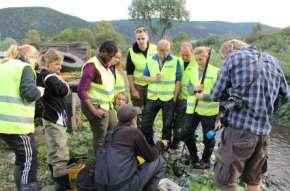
[0,7,280,41]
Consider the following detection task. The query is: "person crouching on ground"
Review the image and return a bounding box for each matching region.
[94,105,168,191]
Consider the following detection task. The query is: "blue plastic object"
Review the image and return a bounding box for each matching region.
[207,130,216,139]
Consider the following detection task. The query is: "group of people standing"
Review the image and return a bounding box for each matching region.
[75,27,221,190]
[0,45,71,190]
[0,25,289,191]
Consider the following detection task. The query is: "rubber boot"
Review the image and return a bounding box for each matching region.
[54,174,71,191]
[14,165,21,191]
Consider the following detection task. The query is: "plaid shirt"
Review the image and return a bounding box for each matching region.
[211,47,289,135]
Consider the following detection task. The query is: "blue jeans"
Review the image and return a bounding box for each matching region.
[141,99,175,145]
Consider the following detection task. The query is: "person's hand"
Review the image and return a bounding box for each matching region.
[173,97,177,102]
[215,119,223,131]
[195,92,204,100]
[195,84,203,92]
[93,108,106,119]
[131,88,140,99]
[160,139,169,149]
[56,74,67,83]
[154,73,162,82]
[37,86,45,97]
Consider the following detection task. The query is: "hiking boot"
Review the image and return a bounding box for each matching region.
[194,160,211,169]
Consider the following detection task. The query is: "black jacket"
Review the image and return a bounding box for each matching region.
[94,123,164,188]
[37,69,70,126]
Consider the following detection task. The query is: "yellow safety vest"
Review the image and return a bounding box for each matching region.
[147,55,178,101]
[114,70,127,96]
[83,57,115,111]
[129,44,157,86]
[0,59,35,134]
[179,58,198,100]
[186,64,220,116]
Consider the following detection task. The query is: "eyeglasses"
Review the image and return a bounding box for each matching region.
[135,27,146,34]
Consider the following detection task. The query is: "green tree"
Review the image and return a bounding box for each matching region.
[52,28,77,41]
[78,28,96,48]
[25,30,41,43]
[129,0,190,39]
[0,37,17,51]
[95,21,128,53]
[246,23,262,43]
[172,32,189,54]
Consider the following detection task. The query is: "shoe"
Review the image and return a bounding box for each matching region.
[54,174,71,191]
[194,160,210,169]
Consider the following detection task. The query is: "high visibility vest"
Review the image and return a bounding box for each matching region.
[179,58,198,100]
[147,56,178,101]
[129,44,157,86]
[114,70,127,96]
[83,57,115,111]
[186,64,220,116]
[0,59,35,134]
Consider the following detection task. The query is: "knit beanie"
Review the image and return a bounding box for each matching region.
[117,105,138,123]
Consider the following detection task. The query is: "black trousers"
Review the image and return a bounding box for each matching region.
[171,99,187,142]
[0,133,38,184]
[180,113,217,162]
[141,99,175,145]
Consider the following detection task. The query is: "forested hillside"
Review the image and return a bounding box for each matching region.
[0,7,279,41]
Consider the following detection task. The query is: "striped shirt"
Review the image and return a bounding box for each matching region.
[211,47,289,135]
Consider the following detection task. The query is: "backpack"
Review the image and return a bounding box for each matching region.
[76,127,121,191]
[77,125,137,191]
[94,125,137,189]
[76,165,96,191]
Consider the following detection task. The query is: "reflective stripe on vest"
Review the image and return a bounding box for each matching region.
[186,64,220,116]
[84,57,115,111]
[147,55,178,101]
[0,59,35,134]
[129,44,157,86]
[114,70,127,95]
[179,58,198,100]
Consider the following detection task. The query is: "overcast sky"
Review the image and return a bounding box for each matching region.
[0,0,289,28]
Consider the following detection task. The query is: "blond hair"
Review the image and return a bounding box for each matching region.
[113,91,129,107]
[134,26,147,34]
[39,49,63,69]
[219,39,250,59]
[7,44,39,60]
[194,46,210,56]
